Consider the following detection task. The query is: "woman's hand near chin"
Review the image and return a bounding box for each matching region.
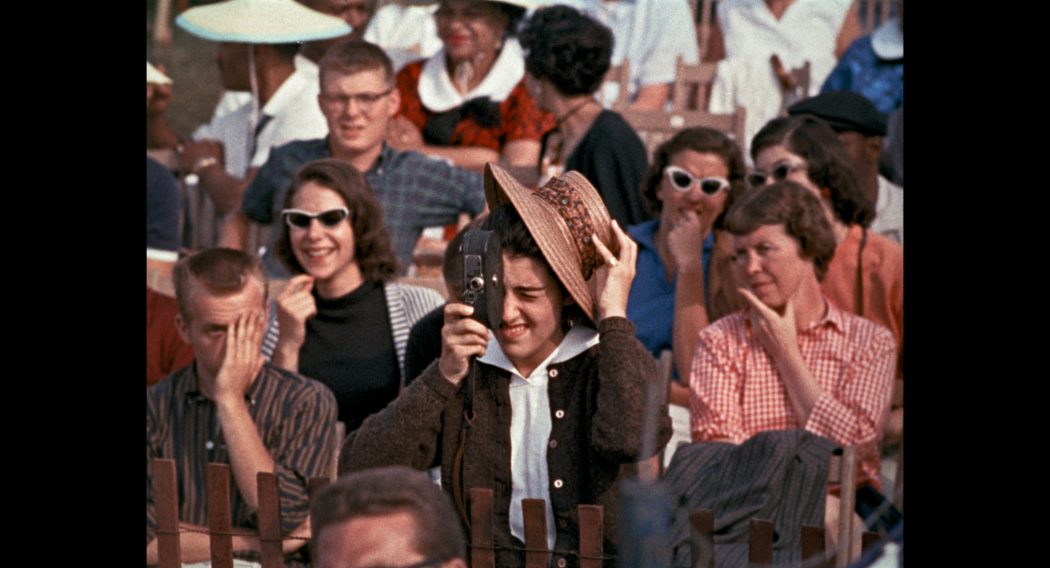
[271,274,317,372]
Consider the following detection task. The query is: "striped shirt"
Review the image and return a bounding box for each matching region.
[146,363,338,546]
[689,300,896,488]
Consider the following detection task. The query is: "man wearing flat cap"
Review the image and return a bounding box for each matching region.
[341,165,671,567]
[789,90,903,244]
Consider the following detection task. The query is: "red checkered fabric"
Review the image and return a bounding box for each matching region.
[689,300,896,489]
[397,60,556,152]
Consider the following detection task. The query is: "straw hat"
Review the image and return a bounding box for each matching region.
[484,163,618,324]
[175,0,352,44]
[146,61,172,85]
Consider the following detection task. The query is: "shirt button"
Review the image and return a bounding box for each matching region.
[555,409,565,419]
[549,368,559,378]
[556,557,567,568]
[553,479,564,489]
[549,439,558,449]
[558,519,568,529]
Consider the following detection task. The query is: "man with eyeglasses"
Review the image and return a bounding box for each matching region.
[311,466,468,568]
[146,248,338,565]
[168,0,351,216]
[220,40,486,278]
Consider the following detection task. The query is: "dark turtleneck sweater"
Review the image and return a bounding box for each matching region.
[298,280,398,433]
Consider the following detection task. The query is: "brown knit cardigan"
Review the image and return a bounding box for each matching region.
[340,317,672,567]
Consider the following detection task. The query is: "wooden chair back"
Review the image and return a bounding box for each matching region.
[671,56,719,112]
[620,106,747,160]
[827,447,856,567]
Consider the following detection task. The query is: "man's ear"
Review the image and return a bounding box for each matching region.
[387,86,401,118]
[175,312,191,344]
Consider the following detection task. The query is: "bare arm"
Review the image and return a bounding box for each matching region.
[834,1,863,58]
[629,83,673,112]
[218,211,252,251]
[270,275,318,373]
[196,164,258,216]
[500,139,541,168]
[147,81,183,150]
[416,144,500,173]
[178,139,258,215]
[212,310,274,511]
[668,211,712,383]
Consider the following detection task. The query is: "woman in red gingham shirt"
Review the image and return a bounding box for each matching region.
[688,181,899,533]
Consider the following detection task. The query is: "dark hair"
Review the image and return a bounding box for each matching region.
[318,39,394,87]
[271,42,302,60]
[495,2,527,38]
[724,181,838,281]
[275,159,399,281]
[750,115,875,227]
[482,203,585,324]
[520,5,613,96]
[311,466,466,562]
[640,128,748,228]
[173,248,268,320]
[482,203,542,260]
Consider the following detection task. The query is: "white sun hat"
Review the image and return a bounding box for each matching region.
[146,61,172,85]
[393,0,551,9]
[175,0,352,44]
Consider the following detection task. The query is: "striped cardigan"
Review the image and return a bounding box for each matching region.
[261,282,445,386]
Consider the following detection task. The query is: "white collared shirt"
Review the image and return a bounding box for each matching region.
[193,62,328,176]
[417,38,526,112]
[479,324,600,552]
[871,175,904,245]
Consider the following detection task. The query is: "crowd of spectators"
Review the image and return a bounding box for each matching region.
[147,0,903,565]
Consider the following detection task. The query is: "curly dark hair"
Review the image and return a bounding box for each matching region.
[520,5,613,96]
[481,203,586,325]
[274,159,399,282]
[639,128,748,229]
[750,115,875,228]
[498,3,527,37]
[724,181,838,281]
